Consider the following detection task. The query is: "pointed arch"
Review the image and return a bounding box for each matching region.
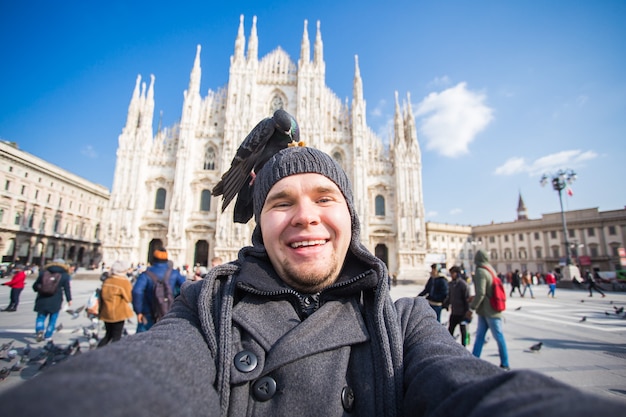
[203,145,216,170]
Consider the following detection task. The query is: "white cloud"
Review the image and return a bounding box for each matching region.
[426,210,438,218]
[494,150,599,176]
[449,208,462,215]
[415,82,494,157]
[427,75,451,88]
[370,99,387,117]
[81,145,98,158]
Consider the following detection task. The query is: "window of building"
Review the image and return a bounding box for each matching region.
[0,208,3,223]
[490,249,497,260]
[21,185,26,195]
[519,233,524,241]
[612,245,620,257]
[375,195,385,216]
[504,235,509,243]
[14,213,21,225]
[200,189,211,212]
[5,180,10,191]
[568,229,575,238]
[587,227,595,237]
[47,194,51,203]
[155,188,166,210]
[203,146,216,170]
[552,246,560,258]
[489,236,495,243]
[535,247,542,259]
[519,249,527,259]
[608,225,616,235]
[35,189,39,199]
[590,245,599,257]
[504,249,512,259]
[534,232,540,240]
[550,230,557,239]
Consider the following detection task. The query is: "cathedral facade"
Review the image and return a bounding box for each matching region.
[102,16,428,279]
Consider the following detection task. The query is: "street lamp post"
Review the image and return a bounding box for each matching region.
[540,169,578,281]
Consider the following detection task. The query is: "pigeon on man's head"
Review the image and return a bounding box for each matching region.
[212,109,301,224]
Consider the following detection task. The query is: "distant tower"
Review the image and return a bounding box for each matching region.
[517,192,528,220]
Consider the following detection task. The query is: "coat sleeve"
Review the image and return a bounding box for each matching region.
[396,296,625,417]
[132,273,148,314]
[0,280,222,416]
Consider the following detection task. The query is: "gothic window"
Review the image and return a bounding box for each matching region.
[155,188,166,210]
[203,146,216,170]
[375,195,385,216]
[270,95,284,113]
[200,189,211,212]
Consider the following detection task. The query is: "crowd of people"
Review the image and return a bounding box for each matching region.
[0,146,622,416]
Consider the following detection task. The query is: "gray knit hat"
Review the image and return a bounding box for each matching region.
[251,146,359,247]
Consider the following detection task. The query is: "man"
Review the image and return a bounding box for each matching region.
[510,269,522,297]
[444,266,471,346]
[1,147,622,416]
[32,258,72,342]
[417,263,449,321]
[545,269,557,298]
[1,264,26,311]
[468,249,510,370]
[585,269,606,298]
[131,247,185,332]
[521,270,535,298]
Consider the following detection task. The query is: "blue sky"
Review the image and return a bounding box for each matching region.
[1,0,624,226]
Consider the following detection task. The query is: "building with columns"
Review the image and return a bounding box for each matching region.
[0,141,108,267]
[426,194,626,280]
[102,16,428,279]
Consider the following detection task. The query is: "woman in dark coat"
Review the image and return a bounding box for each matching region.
[32,259,72,342]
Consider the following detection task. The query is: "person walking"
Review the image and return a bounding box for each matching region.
[545,270,557,298]
[584,269,606,298]
[417,263,449,322]
[131,248,185,332]
[509,269,522,297]
[32,258,72,342]
[1,264,26,311]
[469,249,510,370]
[521,270,535,298]
[98,260,134,347]
[444,266,471,346]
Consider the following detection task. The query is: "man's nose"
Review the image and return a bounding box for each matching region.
[290,199,320,226]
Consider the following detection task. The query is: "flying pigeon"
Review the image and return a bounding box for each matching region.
[212,109,301,224]
[66,305,85,319]
[529,342,543,352]
[579,316,587,322]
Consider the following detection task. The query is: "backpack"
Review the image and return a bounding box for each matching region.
[145,268,174,322]
[479,266,506,312]
[36,270,62,296]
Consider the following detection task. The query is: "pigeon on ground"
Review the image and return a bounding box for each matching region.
[615,306,624,314]
[605,311,610,316]
[579,316,587,322]
[212,109,301,224]
[529,342,543,352]
[580,299,585,303]
[55,323,63,332]
[515,306,522,311]
[0,367,9,380]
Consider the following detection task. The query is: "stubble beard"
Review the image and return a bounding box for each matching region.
[281,252,340,293]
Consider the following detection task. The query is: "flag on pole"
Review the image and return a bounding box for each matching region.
[566,186,574,196]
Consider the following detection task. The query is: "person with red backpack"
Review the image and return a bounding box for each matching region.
[468,249,510,370]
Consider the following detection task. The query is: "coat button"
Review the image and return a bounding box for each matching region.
[341,386,355,412]
[252,376,277,401]
[234,350,258,372]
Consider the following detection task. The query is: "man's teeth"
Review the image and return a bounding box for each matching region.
[290,240,326,248]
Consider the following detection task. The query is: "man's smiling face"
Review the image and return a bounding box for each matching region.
[260,173,352,293]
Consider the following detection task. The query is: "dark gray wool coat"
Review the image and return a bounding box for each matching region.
[2,248,623,416]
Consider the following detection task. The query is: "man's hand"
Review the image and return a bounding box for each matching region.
[137,313,147,324]
[465,310,473,320]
